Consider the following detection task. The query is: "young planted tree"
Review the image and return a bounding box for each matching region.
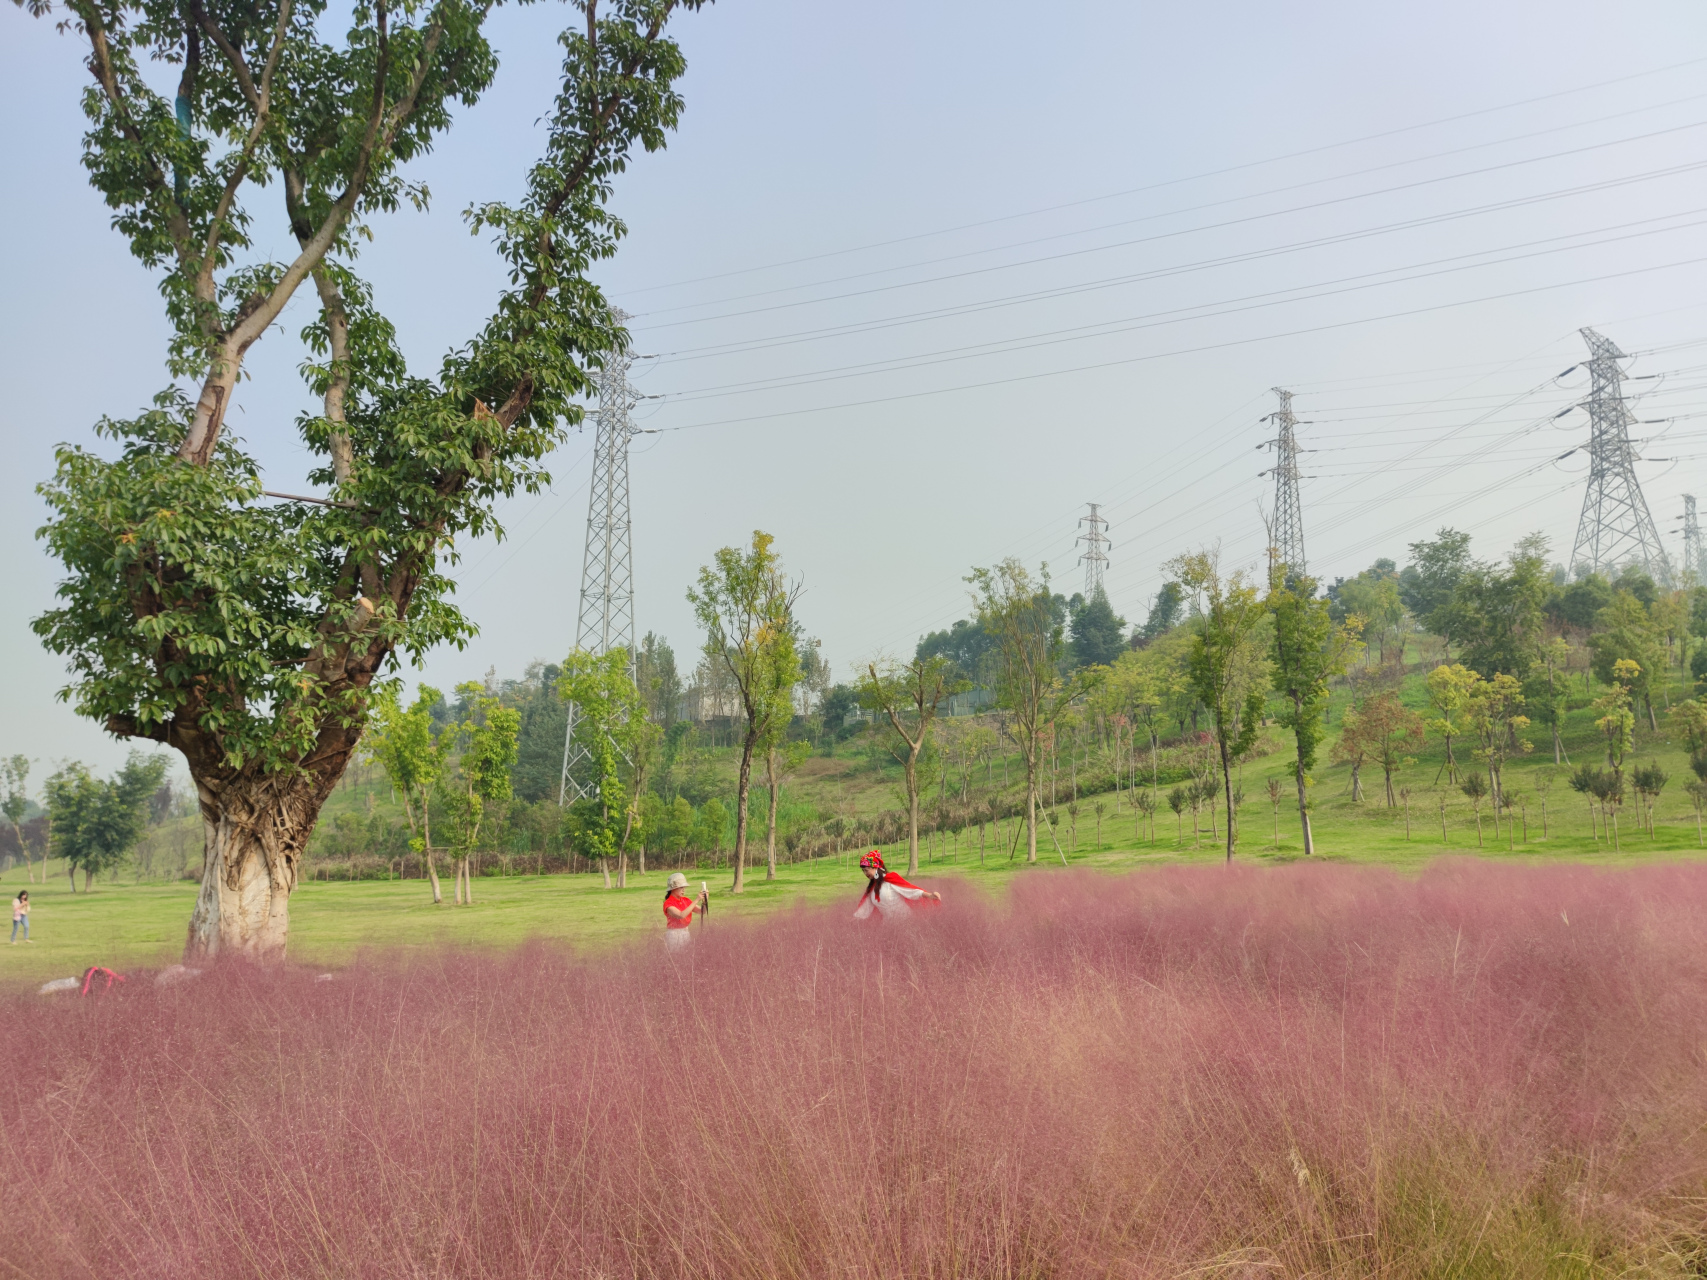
[45,753,168,891]
[1468,672,1531,812]
[1108,641,1186,814]
[970,560,1086,864]
[1341,690,1427,806]
[558,648,648,890]
[687,532,800,894]
[1594,659,1640,783]
[1,758,30,882]
[24,0,712,958]
[1426,664,1482,785]
[438,682,519,904]
[1267,571,1359,856]
[1170,551,1268,863]
[366,685,450,902]
[859,655,966,876]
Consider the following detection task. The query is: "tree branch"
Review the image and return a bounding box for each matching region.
[179,3,451,465]
[192,0,294,310]
[72,0,195,267]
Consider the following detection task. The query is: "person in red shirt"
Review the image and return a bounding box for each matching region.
[663,873,706,949]
[853,850,940,921]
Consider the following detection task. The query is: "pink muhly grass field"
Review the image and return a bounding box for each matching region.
[3,861,1707,1278]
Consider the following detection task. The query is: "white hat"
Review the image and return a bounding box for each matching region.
[666,872,688,891]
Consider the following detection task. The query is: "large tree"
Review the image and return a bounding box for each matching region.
[686,532,799,894]
[23,0,709,959]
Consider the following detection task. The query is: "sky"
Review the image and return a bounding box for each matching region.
[3,0,1707,788]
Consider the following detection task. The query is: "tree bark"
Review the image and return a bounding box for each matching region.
[1293,693,1315,856]
[905,756,921,876]
[1218,735,1235,864]
[765,748,779,882]
[732,726,756,894]
[1024,746,1039,864]
[184,766,339,961]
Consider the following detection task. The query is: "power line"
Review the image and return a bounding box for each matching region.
[652,210,1707,404]
[618,56,1707,298]
[636,122,1707,332]
[644,255,1707,436]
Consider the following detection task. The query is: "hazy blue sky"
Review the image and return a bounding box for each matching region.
[4,0,1706,787]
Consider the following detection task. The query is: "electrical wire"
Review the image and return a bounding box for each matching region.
[617,55,1707,297]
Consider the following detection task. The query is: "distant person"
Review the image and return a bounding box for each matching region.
[663,873,706,950]
[853,850,940,921]
[11,890,29,944]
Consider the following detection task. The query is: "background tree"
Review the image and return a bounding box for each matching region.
[1399,528,1474,630]
[366,685,450,903]
[1068,588,1126,668]
[1,758,30,882]
[1434,534,1550,679]
[1336,571,1402,663]
[1170,550,1269,863]
[1135,582,1185,645]
[1524,636,1573,765]
[859,654,967,876]
[1590,592,1666,730]
[1268,572,1359,855]
[1108,641,1186,810]
[25,0,708,960]
[558,648,648,890]
[438,682,519,905]
[636,633,682,732]
[1341,687,1427,805]
[971,559,1086,864]
[687,531,800,894]
[46,753,167,891]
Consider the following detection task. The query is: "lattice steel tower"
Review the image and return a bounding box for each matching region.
[1569,328,1671,585]
[559,316,640,805]
[1683,495,1704,585]
[1260,388,1306,579]
[1077,503,1111,598]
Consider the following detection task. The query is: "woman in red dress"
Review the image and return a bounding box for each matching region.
[853,850,940,921]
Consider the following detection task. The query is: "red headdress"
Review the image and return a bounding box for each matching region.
[859,849,886,871]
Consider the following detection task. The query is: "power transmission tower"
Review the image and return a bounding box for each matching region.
[1568,327,1672,586]
[559,317,641,805]
[1076,503,1111,598]
[1682,494,1704,585]
[1259,387,1306,580]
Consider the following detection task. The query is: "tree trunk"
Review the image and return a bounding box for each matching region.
[1384,767,1396,807]
[1025,754,1039,865]
[904,756,921,876]
[466,857,476,903]
[1295,763,1314,859]
[1218,735,1236,864]
[1349,761,1363,802]
[616,851,627,890]
[765,748,779,882]
[454,858,464,905]
[184,767,339,962]
[732,728,756,893]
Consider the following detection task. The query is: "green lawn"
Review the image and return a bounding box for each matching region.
[7,766,1703,992]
